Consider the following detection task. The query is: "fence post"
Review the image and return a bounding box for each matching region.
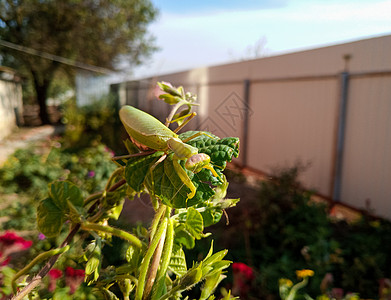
[242,79,251,168]
[332,71,350,201]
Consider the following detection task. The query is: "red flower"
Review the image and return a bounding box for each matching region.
[49,268,63,279]
[65,266,75,277]
[0,231,33,249]
[65,266,85,294]
[232,262,255,298]
[48,269,63,292]
[0,231,32,265]
[232,262,255,281]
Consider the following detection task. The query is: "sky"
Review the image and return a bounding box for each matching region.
[129,0,391,79]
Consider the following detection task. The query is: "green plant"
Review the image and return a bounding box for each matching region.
[61,94,126,153]
[279,270,361,300]
[231,166,333,297]
[0,142,116,197]
[11,82,240,299]
[0,141,117,232]
[211,166,391,298]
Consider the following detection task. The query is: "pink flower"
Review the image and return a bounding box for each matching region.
[38,233,46,240]
[104,146,115,157]
[154,81,173,99]
[87,171,95,178]
[331,288,344,300]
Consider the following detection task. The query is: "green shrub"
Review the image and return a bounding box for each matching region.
[205,166,391,298]
[0,142,116,231]
[61,94,126,153]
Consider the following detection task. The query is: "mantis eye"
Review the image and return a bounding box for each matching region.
[185,153,211,173]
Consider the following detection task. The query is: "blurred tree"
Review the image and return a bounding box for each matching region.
[0,0,157,124]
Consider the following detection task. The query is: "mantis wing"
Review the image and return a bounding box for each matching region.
[120,106,177,150]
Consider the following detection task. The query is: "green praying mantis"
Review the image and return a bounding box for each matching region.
[117,105,220,200]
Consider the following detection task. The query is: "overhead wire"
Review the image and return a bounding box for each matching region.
[0,39,114,74]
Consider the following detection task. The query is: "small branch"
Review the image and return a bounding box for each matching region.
[108,178,126,192]
[165,101,186,126]
[151,217,174,300]
[135,218,168,300]
[149,206,166,241]
[81,222,143,249]
[104,167,124,191]
[12,224,80,300]
[143,227,166,300]
[12,178,127,299]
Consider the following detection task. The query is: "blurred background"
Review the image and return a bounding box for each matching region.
[1,0,391,299]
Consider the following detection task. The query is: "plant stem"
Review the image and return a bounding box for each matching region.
[286,278,309,300]
[104,167,124,191]
[11,245,70,294]
[12,175,127,300]
[81,222,143,249]
[165,100,186,126]
[108,178,126,192]
[151,217,174,300]
[84,191,103,206]
[150,205,166,241]
[143,224,166,300]
[135,218,168,300]
[12,224,80,300]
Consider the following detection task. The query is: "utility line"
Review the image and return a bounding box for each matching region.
[0,39,114,74]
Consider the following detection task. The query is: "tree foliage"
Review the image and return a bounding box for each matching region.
[0,0,157,123]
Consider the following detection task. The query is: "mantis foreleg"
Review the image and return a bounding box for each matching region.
[172,112,197,133]
[172,160,197,199]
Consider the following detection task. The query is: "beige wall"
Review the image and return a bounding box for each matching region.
[0,78,23,141]
[247,78,339,196]
[113,34,391,219]
[341,75,391,215]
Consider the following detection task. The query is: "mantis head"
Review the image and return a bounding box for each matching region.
[185,153,219,178]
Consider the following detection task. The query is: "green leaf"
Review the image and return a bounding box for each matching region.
[85,240,102,285]
[200,273,225,300]
[201,208,223,227]
[159,94,182,104]
[185,208,204,239]
[175,226,195,249]
[37,197,65,238]
[107,198,125,220]
[169,245,187,277]
[146,157,194,208]
[124,152,163,192]
[180,132,239,168]
[96,288,120,300]
[178,264,203,288]
[49,181,83,212]
[203,250,228,268]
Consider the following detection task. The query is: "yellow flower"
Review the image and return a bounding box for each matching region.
[279,278,293,287]
[296,269,314,278]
